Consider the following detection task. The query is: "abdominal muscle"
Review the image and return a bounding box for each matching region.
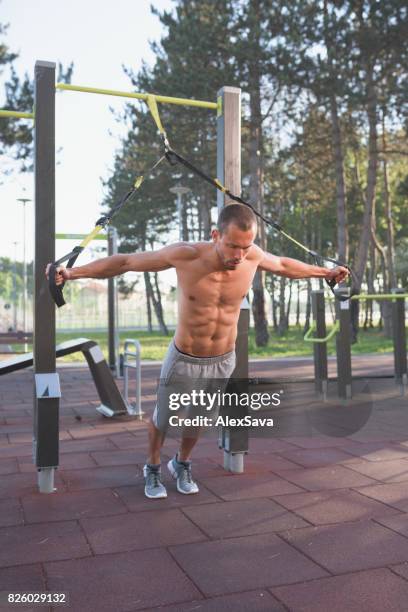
[174,299,241,357]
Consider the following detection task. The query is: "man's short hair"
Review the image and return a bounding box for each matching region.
[217,204,257,234]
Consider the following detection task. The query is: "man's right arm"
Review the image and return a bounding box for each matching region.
[46,242,197,284]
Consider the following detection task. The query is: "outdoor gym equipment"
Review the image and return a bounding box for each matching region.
[306,289,408,399]
[0,61,246,491]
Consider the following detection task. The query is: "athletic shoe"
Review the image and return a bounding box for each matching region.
[143,464,167,499]
[167,454,199,495]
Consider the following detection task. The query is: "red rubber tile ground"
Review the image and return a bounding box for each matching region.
[0,356,408,610]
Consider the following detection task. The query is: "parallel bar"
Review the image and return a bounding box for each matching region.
[351,294,408,300]
[56,83,217,110]
[0,109,34,119]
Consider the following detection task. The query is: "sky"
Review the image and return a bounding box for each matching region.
[0,0,174,264]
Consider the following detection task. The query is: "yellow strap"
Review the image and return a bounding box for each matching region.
[279,230,312,254]
[77,175,146,252]
[213,178,227,193]
[146,94,166,135]
[79,225,104,248]
[134,175,144,189]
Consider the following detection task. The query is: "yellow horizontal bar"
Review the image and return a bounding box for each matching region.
[0,109,34,120]
[304,322,339,343]
[56,83,217,110]
[56,233,107,241]
[351,294,408,300]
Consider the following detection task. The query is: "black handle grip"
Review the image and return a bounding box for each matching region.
[48,263,66,308]
[326,267,359,302]
[48,247,82,308]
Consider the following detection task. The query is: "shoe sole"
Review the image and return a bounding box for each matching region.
[144,487,167,499]
[143,465,167,499]
[167,459,199,495]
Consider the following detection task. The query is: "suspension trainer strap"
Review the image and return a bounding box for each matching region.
[145,96,357,301]
[49,154,166,308]
[164,145,358,301]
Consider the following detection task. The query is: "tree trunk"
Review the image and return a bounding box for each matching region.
[303,279,312,335]
[277,276,288,335]
[286,280,293,325]
[381,111,396,289]
[181,199,189,242]
[153,272,169,335]
[143,272,153,332]
[371,224,392,336]
[365,243,376,329]
[270,275,278,331]
[296,280,301,326]
[248,0,269,347]
[323,0,348,263]
[329,93,348,263]
[353,64,378,291]
[362,268,370,330]
[144,270,168,335]
[199,195,212,240]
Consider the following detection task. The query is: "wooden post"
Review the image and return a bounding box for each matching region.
[34,61,60,493]
[108,226,119,377]
[217,86,248,473]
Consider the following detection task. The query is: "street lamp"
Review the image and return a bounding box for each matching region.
[17,197,31,350]
[12,241,18,332]
[169,185,191,241]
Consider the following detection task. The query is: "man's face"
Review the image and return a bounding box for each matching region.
[212,222,257,269]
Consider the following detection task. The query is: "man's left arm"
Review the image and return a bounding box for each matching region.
[258,252,349,284]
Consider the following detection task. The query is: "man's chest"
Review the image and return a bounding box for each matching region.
[176,263,257,306]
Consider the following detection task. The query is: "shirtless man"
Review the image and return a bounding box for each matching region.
[47,204,348,499]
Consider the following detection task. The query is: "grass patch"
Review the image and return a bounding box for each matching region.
[41,325,398,363]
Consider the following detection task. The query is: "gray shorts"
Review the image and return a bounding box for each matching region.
[152,340,236,433]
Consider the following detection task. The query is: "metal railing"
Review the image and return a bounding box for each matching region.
[123,339,143,417]
[304,321,339,344]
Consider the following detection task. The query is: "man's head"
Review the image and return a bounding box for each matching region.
[212,204,257,269]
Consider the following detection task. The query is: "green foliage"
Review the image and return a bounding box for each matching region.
[103,0,408,302]
[0,257,33,300]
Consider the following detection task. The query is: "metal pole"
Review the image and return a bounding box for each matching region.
[335,293,352,400]
[216,86,246,473]
[17,197,31,349]
[34,61,60,493]
[23,203,26,338]
[177,193,182,240]
[108,226,120,377]
[12,241,18,331]
[392,288,407,389]
[312,290,328,397]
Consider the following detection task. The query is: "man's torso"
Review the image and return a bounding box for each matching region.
[173,243,261,356]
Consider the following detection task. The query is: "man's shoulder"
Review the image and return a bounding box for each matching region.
[247,244,265,262]
[168,241,202,261]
